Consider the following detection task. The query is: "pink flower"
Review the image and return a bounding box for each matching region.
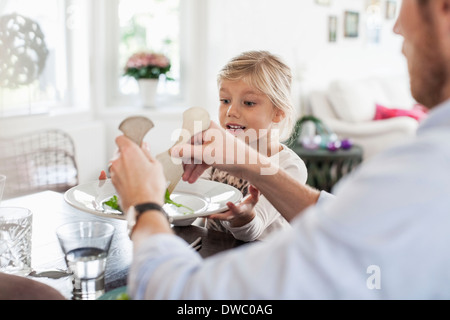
[124,51,172,80]
[125,52,170,70]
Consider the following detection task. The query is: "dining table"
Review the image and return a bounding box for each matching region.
[2,190,247,299]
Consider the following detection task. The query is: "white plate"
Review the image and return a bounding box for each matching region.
[64,179,243,226]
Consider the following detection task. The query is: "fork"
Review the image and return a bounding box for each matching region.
[92,200,105,212]
[189,237,202,251]
[28,269,72,279]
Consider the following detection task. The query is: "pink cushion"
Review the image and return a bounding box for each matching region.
[374,103,429,122]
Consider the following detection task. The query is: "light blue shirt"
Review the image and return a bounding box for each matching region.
[128,100,450,299]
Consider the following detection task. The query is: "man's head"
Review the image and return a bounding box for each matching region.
[394,0,450,108]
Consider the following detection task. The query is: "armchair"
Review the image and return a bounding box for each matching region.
[305,76,421,160]
[0,129,79,199]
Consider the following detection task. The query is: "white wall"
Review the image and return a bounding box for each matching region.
[203,0,406,116]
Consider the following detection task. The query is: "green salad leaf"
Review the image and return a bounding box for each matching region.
[104,195,121,211]
[104,189,194,215]
[164,189,194,214]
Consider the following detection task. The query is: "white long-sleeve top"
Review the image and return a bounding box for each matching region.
[201,145,308,241]
[128,99,450,299]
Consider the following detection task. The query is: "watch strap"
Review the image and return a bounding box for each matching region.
[134,202,170,223]
[128,202,171,238]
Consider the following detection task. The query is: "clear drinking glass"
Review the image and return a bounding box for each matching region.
[0,207,33,276]
[56,221,115,300]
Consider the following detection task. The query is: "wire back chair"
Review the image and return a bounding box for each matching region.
[0,129,79,199]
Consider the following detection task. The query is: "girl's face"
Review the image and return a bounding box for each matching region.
[218,79,283,144]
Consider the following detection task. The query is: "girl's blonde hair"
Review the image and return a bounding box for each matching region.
[217,50,296,142]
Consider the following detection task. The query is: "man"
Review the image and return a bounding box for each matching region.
[0,273,66,300]
[109,0,450,299]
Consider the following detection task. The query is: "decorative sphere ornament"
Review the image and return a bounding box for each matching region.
[0,13,49,89]
[329,133,338,142]
[301,135,321,150]
[326,140,340,152]
[340,138,353,150]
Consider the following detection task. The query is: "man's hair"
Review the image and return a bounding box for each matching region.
[417,0,431,21]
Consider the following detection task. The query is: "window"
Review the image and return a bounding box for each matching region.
[0,0,90,118]
[0,0,183,117]
[101,0,182,108]
[0,0,65,116]
[118,0,180,97]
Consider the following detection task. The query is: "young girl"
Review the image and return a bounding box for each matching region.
[201,50,308,241]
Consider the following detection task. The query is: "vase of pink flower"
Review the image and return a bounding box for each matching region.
[124,51,172,108]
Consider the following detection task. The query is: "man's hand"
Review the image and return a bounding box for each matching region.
[171,120,320,222]
[171,121,261,183]
[109,135,166,212]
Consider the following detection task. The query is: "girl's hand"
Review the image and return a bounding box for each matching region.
[208,185,260,228]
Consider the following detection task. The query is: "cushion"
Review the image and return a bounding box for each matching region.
[374,103,428,121]
[308,91,339,119]
[377,76,416,108]
[327,79,390,123]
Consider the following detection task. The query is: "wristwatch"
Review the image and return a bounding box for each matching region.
[126,202,171,237]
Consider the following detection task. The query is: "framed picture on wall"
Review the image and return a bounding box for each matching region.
[344,11,359,38]
[386,0,397,19]
[329,16,337,42]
